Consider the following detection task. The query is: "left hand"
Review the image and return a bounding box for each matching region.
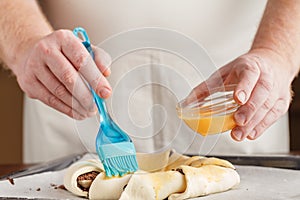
[186,48,294,141]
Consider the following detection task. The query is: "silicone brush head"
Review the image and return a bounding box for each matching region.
[97,141,139,177]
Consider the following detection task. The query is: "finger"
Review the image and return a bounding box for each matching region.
[60,35,112,99]
[34,64,96,117]
[234,74,273,127]
[185,81,211,105]
[245,96,277,140]
[43,48,95,111]
[185,68,229,104]
[250,98,290,139]
[232,59,260,105]
[231,96,277,140]
[29,78,85,120]
[232,57,273,126]
[92,45,111,77]
[230,127,245,141]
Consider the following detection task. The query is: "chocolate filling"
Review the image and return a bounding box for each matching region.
[55,185,66,190]
[50,183,66,190]
[175,168,185,175]
[123,184,128,191]
[77,171,100,191]
[7,177,14,185]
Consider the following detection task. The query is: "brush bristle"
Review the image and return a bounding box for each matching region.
[97,142,139,177]
[102,155,138,177]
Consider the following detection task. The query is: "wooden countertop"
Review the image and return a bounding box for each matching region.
[0,164,35,177]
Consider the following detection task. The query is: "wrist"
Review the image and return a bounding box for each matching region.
[0,0,54,75]
[250,46,300,81]
[9,32,51,76]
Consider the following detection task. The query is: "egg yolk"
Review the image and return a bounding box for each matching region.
[180,111,236,136]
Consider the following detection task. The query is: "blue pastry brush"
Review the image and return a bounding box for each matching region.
[73,27,138,177]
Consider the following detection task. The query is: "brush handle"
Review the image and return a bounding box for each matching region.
[73,27,110,124]
[74,27,132,144]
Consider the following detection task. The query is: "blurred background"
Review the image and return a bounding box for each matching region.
[0,66,299,164]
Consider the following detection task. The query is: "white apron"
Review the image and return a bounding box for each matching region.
[24,0,289,163]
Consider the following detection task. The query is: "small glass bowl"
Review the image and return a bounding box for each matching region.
[176,84,240,136]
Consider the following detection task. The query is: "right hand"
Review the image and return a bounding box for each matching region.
[12,29,112,120]
[186,49,293,141]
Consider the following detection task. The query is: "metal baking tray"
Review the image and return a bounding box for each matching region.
[1,153,299,182]
[0,153,84,181]
[194,154,300,170]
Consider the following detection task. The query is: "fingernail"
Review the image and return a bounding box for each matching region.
[106,67,111,74]
[104,68,111,77]
[237,90,247,104]
[235,112,246,126]
[248,130,256,139]
[100,88,111,98]
[233,129,243,141]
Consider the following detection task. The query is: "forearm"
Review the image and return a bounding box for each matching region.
[252,0,300,79]
[0,0,52,72]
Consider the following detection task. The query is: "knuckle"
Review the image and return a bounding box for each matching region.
[65,108,74,118]
[74,53,88,70]
[274,99,289,115]
[25,58,36,69]
[26,91,36,99]
[54,29,72,40]
[246,101,257,113]
[61,69,75,85]
[237,56,260,72]
[35,40,55,57]
[81,94,93,108]
[47,95,59,107]
[262,100,273,111]
[259,100,289,131]
[244,63,259,74]
[269,108,279,121]
[21,79,36,99]
[23,76,33,88]
[258,79,273,92]
[54,84,67,98]
[91,76,103,90]
[260,119,269,130]
[43,47,53,56]
[35,41,49,54]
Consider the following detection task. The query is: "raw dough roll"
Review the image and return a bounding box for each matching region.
[64,150,240,199]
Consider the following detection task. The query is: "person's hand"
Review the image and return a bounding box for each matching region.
[187,48,294,141]
[12,29,112,120]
